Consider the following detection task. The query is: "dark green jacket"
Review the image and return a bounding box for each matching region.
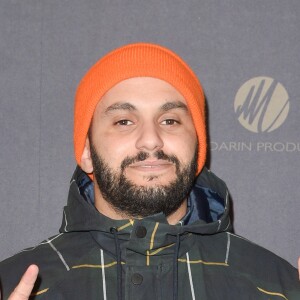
[0,167,299,299]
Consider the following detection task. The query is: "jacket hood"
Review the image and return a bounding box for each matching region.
[60,166,231,236]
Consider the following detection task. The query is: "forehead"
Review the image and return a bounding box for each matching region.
[95,77,188,113]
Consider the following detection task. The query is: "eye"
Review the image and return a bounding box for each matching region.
[114,119,134,126]
[161,119,180,125]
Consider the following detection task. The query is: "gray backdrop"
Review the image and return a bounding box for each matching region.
[0,0,299,267]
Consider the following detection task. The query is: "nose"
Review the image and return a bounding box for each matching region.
[135,123,164,152]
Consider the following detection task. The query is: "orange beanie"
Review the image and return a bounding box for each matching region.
[74,43,206,175]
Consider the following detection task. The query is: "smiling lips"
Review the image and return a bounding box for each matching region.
[128,160,174,172]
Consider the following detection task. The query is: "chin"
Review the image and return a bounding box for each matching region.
[131,174,176,186]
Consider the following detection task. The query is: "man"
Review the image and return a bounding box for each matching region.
[1,43,300,299]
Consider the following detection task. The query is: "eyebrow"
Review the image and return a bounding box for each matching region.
[160,101,188,112]
[104,100,188,114]
[105,102,137,114]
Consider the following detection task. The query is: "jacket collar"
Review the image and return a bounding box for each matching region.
[60,166,231,236]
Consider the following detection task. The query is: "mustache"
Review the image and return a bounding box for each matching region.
[120,150,180,171]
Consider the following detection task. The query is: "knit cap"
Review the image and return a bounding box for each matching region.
[74,42,206,175]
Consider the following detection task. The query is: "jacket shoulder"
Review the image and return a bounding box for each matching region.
[0,232,96,299]
[227,233,299,296]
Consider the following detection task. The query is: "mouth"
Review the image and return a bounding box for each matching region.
[127,160,174,172]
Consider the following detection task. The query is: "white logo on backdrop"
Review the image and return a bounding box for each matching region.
[211,76,299,153]
[234,76,289,133]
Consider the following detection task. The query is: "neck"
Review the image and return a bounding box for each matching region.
[166,199,187,225]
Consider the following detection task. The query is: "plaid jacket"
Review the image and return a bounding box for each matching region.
[1,167,299,299]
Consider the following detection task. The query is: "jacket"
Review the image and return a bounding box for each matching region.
[0,167,299,299]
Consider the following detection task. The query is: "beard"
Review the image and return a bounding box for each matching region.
[90,141,198,218]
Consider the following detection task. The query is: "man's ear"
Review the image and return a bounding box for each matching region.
[80,136,94,174]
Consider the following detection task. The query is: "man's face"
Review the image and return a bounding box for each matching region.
[87,77,198,218]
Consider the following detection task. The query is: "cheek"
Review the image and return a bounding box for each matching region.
[184,126,198,159]
[95,133,136,167]
[164,131,197,163]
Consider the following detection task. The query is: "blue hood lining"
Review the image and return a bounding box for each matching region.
[76,171,95,206]
[182,186,225,225]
